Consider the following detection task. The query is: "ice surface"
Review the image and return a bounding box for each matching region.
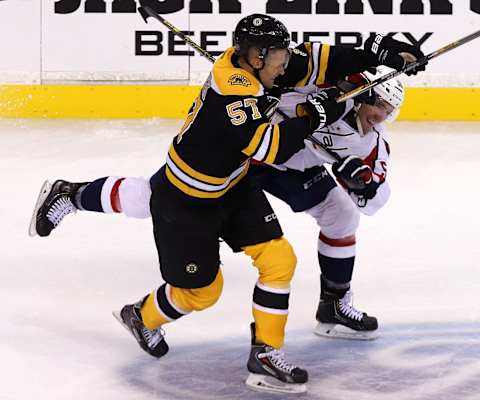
[1,119,479,399]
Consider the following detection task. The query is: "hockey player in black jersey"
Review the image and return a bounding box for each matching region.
[30,13,426,394]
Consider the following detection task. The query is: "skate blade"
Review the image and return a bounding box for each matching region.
[112,310,132,336]
[28,180,52,237]
[113,310,141,342]
[314,322,379,341]
[246,373,307,394]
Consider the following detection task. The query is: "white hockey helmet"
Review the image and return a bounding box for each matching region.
[362,66,404,122]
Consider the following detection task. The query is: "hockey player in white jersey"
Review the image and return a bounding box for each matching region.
[29,67,403,342]
[255,66,403,340]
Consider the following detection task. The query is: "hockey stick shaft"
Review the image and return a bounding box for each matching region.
[274,108,340,162]
[138,6,216,63]
[138,5,341,163]
[336,29,480,103]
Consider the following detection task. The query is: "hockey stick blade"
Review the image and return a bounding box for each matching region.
[137,6,150,24]
[336,29,480,103]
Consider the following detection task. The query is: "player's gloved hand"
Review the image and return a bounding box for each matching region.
[354,179,380,200]
[364,34,426,76]
[336,71,377,105]
[296,87,346,131]
[332,155,373,191]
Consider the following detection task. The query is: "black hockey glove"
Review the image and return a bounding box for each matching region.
[332,156,381,199]
[296,87,346,131]
[332,155,373,191]
[364,34,426,76]
[355,180,380,200]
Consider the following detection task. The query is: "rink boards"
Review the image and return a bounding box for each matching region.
[1,2,479,121]
[0,85,479,120]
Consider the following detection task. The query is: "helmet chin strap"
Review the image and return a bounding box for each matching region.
[248,54,266,82]
[252,63,263,81]
[354,104,366,137]
[246,46,272,82]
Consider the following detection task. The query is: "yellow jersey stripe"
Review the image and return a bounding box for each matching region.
[168,145,226,185]
[264,124,280,164]
[177,95,204,143]
[165,163,250,199]
[315,44,330,86]
[295,42,313,88]
[242,123,268,157]
[167,153,249,191]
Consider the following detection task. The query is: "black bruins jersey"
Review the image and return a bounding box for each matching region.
[164,47,310,199]
[165,44,376,200]
[277,42,376,89]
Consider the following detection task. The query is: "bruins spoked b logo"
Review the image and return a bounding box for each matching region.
[228,74,251,87]
[185,263,199,274]
[253,17,263,26]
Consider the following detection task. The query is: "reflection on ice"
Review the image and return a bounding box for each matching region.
[120,323,480,400]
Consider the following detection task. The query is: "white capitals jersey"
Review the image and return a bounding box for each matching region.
[273,89,391,216]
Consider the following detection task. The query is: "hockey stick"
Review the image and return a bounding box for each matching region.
[274,108,340,162]
[336,29,480,103]
[137,5,341,163]
[138,6,216,63]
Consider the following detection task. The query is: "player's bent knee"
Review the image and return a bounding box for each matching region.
[244,238,297,286]
[334,201,360,236]
[119,177,152,219]
[307,188,360,238]
[185,269,224,311]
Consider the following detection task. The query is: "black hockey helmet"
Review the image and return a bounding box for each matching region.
[234,14,290,60]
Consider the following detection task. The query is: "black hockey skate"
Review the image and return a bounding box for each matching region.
[246,323,308,394]
[315,290,379,340]
[29,180,87,237]
[113,300,169,358]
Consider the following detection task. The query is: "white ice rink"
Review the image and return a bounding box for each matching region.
[2,118,479,400]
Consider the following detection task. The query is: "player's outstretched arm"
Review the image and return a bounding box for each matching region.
[277,37,426,89]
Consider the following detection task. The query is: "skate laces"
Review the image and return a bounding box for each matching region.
[46,196,76,227]
[338,291,363,321]
[261,348,296,374]
[142,326,165,349]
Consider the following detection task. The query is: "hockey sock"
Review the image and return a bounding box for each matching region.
[140,270,223,329]
[317,231,355,298]
[243,239,294,349]
[252,281,289,349]
[78,177,124,213]
[140,283,191,329]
